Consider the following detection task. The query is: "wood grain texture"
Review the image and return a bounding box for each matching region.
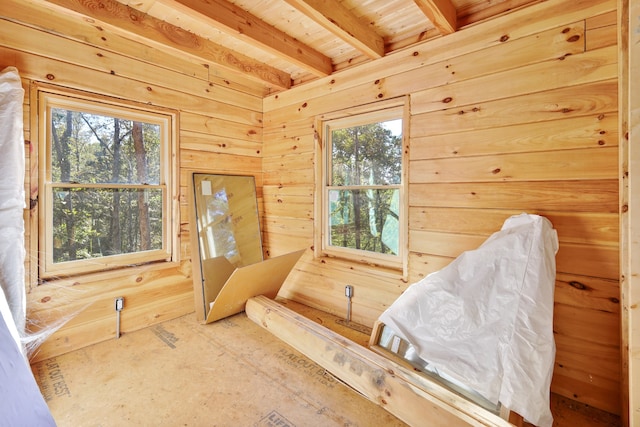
[264,22,588,127]
[27,263,192,362]
[411,45,617,115]
[0,4,270,361]
[39,0,292,89]
[2,0,625,417]
[262,0,621,414]
[264,0,615,112]
[164,0,332,77]
[0,46,263,127]
[619,0,640,422]
[409,181,618,212]
[246,295,512,427]
[410,147,618,183]
[410,114,618,160]
[413,0,457,34]
[412,80,618,135]
[283,0,385,58]
[0,17,263,112]
[408,208,619,246]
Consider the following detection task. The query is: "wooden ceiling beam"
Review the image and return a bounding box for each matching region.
[160,0,333,77]
[284,0,385,59]
[40,0,292,89]
[413,0,457,35]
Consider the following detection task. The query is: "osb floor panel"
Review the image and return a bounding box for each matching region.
[31,299,621,427]
[31,311,407,427]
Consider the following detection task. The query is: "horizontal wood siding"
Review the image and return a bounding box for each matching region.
[0,1,263,362]
[264,0,620,415]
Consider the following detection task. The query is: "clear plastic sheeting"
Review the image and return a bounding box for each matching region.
[378,213,558,427]
[0,66,26,340]
[0,68,97,360]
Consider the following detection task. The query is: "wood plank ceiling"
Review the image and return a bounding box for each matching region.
[37,0,541,95]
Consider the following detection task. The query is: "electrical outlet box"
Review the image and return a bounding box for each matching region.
[345,285,353,298]
[115,297,124,312]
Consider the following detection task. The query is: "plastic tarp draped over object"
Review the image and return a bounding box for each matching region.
[378,213,558,427]
[0,66,26,342]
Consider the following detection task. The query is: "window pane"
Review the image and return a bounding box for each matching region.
[52,187,163,263]
[328,188,399,255]
[331,119,402,186]
[50,108,161,185]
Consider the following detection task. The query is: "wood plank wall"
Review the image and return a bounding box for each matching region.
[0,0,264,361]
[265,0,620,415]
[0,0,623,418]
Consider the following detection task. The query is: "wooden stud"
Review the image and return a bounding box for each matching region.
[413,0,457,35]
[283,0,385,59]
[160,0,333,77]
[38,0,292,89]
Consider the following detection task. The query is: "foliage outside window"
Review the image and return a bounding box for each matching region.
[321,105,405,269]
[38,89,176,278]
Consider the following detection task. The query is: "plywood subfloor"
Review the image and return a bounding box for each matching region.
[30,311,407,427]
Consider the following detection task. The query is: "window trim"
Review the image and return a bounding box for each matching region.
[35,84,179,279]
[315,98,409,274]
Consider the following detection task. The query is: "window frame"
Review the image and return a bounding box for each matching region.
[36,85,179,279]
[315,98,408,273]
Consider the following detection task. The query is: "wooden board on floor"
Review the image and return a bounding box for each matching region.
[245,295,512,427]
[205,249,305,323]
[249,298,622,427]
[275,298,372,347]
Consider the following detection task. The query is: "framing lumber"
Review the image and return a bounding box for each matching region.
[38,0,292,89]
[159,0,332,77]
[413,0,457,35]
[245,295,513,427]
[283,0,385,59]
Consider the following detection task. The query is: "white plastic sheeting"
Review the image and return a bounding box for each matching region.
[0,287,56,426]
[378,213,558,427]
[0,66,26,340]
[0,276,22,355]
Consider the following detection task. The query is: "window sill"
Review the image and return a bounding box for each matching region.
[316,251,407,282]
[38,259,181,286]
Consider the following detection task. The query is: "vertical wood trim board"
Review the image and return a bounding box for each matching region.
[620,0,640,424]
[631,0,640,419]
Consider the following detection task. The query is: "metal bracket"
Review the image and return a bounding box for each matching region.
[115,297,124,338]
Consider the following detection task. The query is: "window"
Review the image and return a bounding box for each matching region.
[319,102,406,270]
[37,87,177,278]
